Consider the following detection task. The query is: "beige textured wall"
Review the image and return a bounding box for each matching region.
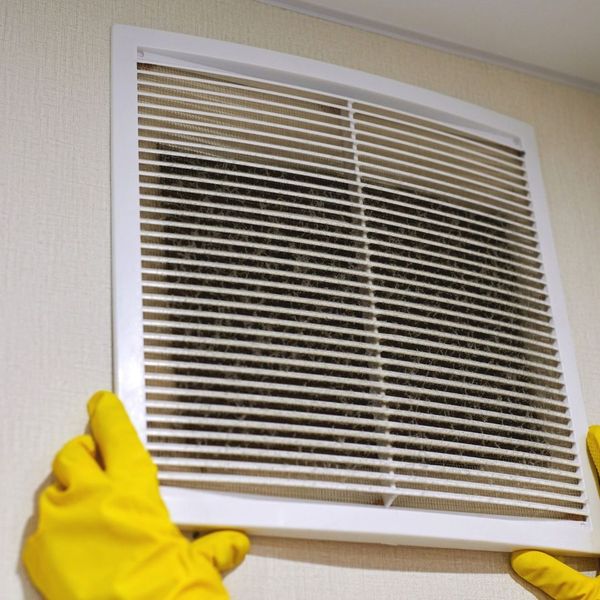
[2,1,600,597]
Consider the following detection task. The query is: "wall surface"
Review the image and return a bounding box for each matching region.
[2,1,600,598]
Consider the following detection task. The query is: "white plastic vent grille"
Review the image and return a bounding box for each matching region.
[135,61,586,522]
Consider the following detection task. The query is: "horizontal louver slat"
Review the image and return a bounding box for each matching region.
[145,432,580,483]
[144,397,572,436]
[145,422,577,471]
[145,404,572,449]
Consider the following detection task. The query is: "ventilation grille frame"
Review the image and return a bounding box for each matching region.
[111,25,600,553]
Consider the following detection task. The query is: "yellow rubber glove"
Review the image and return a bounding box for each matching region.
[23,391,249,600]
[511,426,600,599]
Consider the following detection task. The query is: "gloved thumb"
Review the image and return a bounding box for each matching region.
[190,531,250,573]
[511,550,599,600]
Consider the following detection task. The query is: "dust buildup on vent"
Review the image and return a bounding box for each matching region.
[136,62,587,521]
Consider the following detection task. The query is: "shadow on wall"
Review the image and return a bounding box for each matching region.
[247,535,598,599]
[247,534,598,575]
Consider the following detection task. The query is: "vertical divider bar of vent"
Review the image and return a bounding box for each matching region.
[348,100,397,508]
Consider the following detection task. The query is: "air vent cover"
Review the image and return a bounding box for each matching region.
[112,26,600,552]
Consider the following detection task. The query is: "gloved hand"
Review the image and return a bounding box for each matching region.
[23,391,249,600]
[511,426,600,599]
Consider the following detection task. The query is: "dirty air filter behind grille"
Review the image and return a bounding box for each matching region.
[112,26,600,553]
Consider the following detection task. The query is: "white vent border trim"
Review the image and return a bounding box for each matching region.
[111,24,600,554]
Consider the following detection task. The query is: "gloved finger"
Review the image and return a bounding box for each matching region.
[586,426,600,477]
[87,390,155,477]
[22,533,45,594]
[52,434,102,489]
[190,531,250,573]
[511,550,598,600]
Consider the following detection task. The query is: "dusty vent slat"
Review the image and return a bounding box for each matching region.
[142,290,369,321]
[140,154,356,191]
[144,299,374,327]
[146,344,564,406]
[141,236,366,268]
[137,81,353,125]
[361,182,536,238]
[137,63,351,111]
[145,375,568,427]
[155,471,584,518]
[140,248,549,320]
[145,424,577,472]
[363,176,534,228]
[142,293,555,355]
[143,305,561,382]
[134,62,588,521]
[141,223,362,256]
[142,302,559,359]
[352,105,524,167]
[141,210,540,274]
[138,141,358,178]
[140,213,363,245]
[142,307,557,357]
[140,168,358,204]
[143,380,571,436]
[142,383,570,432]
[138,123,356,163]
[356,138,529,192]
[368,248,545,299]
[152,461,582,509]
[152,456,580,496]
[145,436,580,483]
[142,295,559,370]
[357,150,530,206]
[148,453,582,501]
[139,182,539,261]
[144,398,571,438]
[360,169,532,222]
[139,171,537,250]
[140,205,363,239]
[140,281,555,357]
[367,229,541,280]
[145,407,572,452]
[143,371,567,422]
[138,97,352,140]
[141,257,549,326]
[354,126,526,184]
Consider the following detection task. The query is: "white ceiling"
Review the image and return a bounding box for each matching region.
[260,0,600,92]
